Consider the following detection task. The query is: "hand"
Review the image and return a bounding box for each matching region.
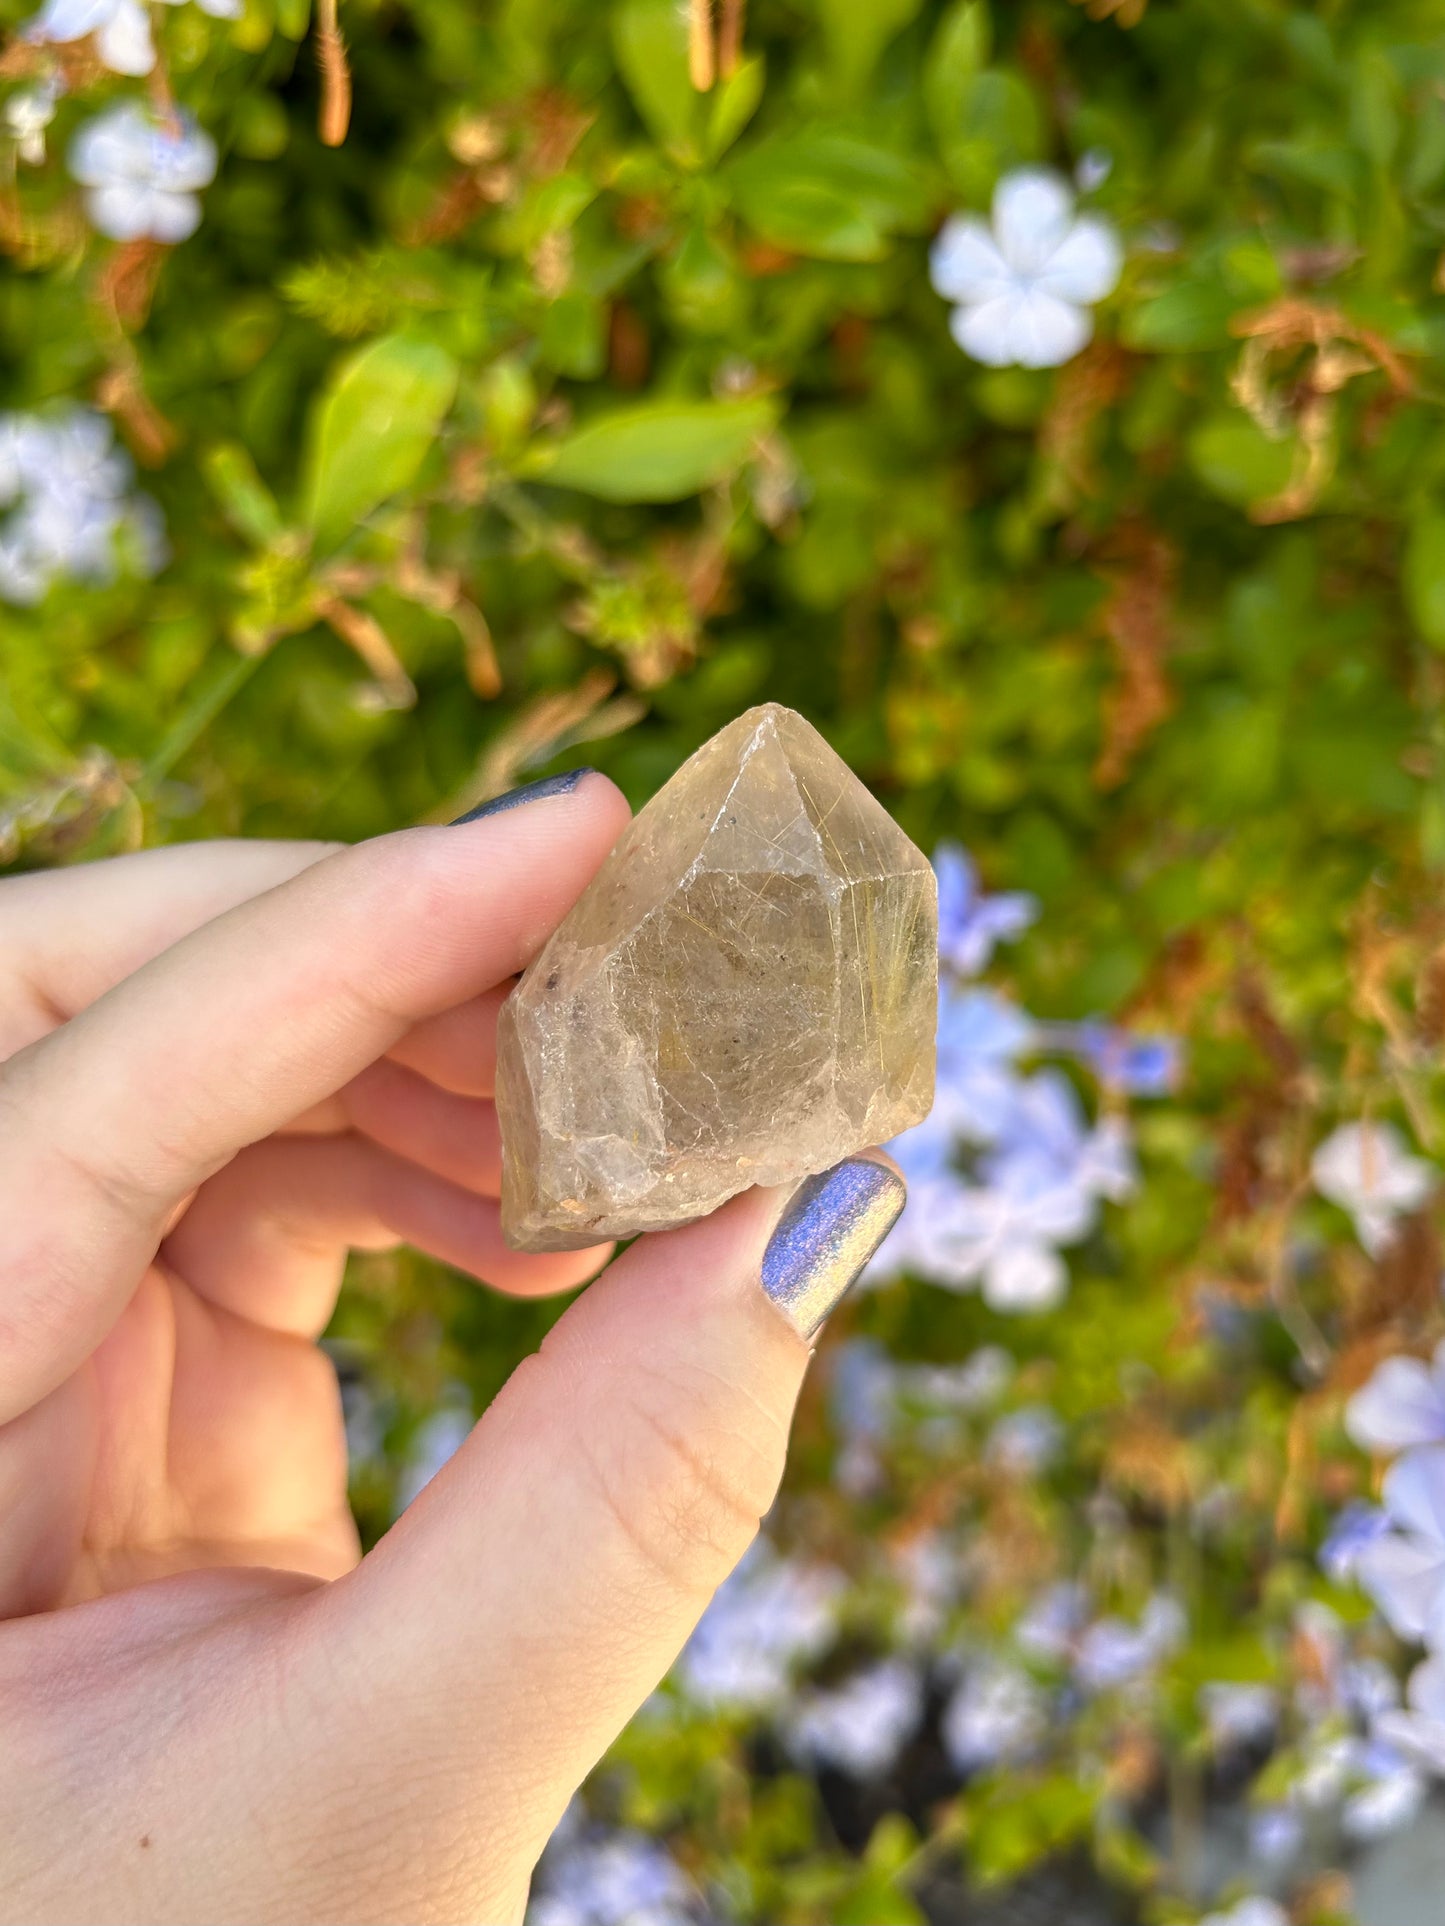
[0,777,904,1925]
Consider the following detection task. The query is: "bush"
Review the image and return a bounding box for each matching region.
[5,0,1445,1919]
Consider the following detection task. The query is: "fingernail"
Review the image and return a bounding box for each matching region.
[760,1157,906,1342]
[450,768,594,825]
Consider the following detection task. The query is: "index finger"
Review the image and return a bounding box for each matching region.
[0,774,630,1420]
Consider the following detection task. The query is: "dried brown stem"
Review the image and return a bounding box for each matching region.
[316,0,352,148]
[688,0,715,91]
[717,0,745,77]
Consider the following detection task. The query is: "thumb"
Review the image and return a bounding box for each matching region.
[307,1152,904,1915]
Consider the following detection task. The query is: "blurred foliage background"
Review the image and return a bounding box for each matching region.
[8,0,1445,1920]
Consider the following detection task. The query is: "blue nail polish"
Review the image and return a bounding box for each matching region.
[761,1157,906,1341]
[450,769,594,825]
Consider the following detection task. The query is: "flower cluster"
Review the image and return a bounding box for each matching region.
[867,845,1174,1313]
[68,101,217,243]
[25,0,239,80]
[1339,1339,1445,1776]
[0,406,165,604]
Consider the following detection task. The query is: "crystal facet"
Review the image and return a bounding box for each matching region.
[495,704,938,1251]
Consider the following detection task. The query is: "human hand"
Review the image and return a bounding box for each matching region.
[0,775,904,1925]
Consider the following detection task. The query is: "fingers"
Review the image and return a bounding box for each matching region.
[0,841,339,1052]
[161,1136,605,1333]
[0,776,630,1422]
[305,1155,905,1908]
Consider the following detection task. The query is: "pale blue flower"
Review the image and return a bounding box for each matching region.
[69,102,217,243]
[1347,1341,1445,1456]
[934,843,1036,978]
[1319,1501,1393,1584]
[1355,1447,1445,1647]
[676,1542,843,1711]
[942,1660,1048,1772]
[1375,1655,1445,1776]
[785,1659,923,1780]
[529,1830,699,1926]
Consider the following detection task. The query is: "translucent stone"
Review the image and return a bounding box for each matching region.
[495,704,938,1251]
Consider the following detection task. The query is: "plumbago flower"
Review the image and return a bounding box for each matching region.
[26,0,240,77]
[0,405,165,604]
[528,1826,701,1926]
[785,1658,924,1779]
[941,1660,1048,1773]
[4,79,61,165]
[69,102,217,243]
[1354,1448,1445,1650]
[1199,1901,1288,1926]
[1310,1120,1435,1257]
[673,1539,843,1712]
[929,168,1123,369]
[935,843,1036,976]
[1347,1339,1445,1455]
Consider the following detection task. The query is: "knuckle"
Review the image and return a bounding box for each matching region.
[578,1357,789,1598]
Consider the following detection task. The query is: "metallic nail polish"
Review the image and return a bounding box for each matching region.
[760,1158,906,1341]
[450,768,594,825]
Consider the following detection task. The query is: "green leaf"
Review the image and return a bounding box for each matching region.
[301,334,458,552]
[612,0,699,162]
[706,52,766,162]
[203,442,285,546]
[1122,280,1241,352]
[529,396,779,502]
[1188,416,1296,510]
[938,66,1042,200]
[728,127,932,260]
[814,0,924,98]
[1405,513,1445,649]
[924,0,991,159]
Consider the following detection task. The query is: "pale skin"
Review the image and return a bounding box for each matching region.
[0,776,847,1925]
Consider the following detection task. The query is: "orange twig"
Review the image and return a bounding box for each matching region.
[316,0,351,147]
[688,0,714,90]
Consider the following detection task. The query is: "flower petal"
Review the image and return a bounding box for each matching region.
[1383,1446,1445,1543]
[1356,1532,1445,1640]
[982,1239,1067,1312]
[950,295,1025,366]
[146,187,202,243]
[84,181,155,241]
[992,168,1075,276]
[1347,1355,1445,1455]
[95,0,155,74]
[929,216,1013,305]
[1009,290,1093,368]
[1035,215,1123,305]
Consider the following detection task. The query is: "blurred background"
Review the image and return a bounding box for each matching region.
[5,0,1445,1920]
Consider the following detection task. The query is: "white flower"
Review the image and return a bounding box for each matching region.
[24,0,239,71]
[69,102,217,244]
[676,1542,843,1711]
[1340,1739,1427,1841]
[1375,1655,1445,1776]
[0,404,165,604]
[1199,1901,1289,1926]
[25,0,154,73]
[1200,1682,1279,1752]
[1311,1121,1435,1257]
[1075,1592,1185,1694]
[929,168,1123,370]
[1355,1446,1445,1648]
[529,1830,698,1926]
[1347,1339,1445,1456]
[942,1660,1048,1772]
[785,1659,923,1780]
[4,80,61,165]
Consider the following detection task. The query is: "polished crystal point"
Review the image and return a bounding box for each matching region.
[495,703,938,1251]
